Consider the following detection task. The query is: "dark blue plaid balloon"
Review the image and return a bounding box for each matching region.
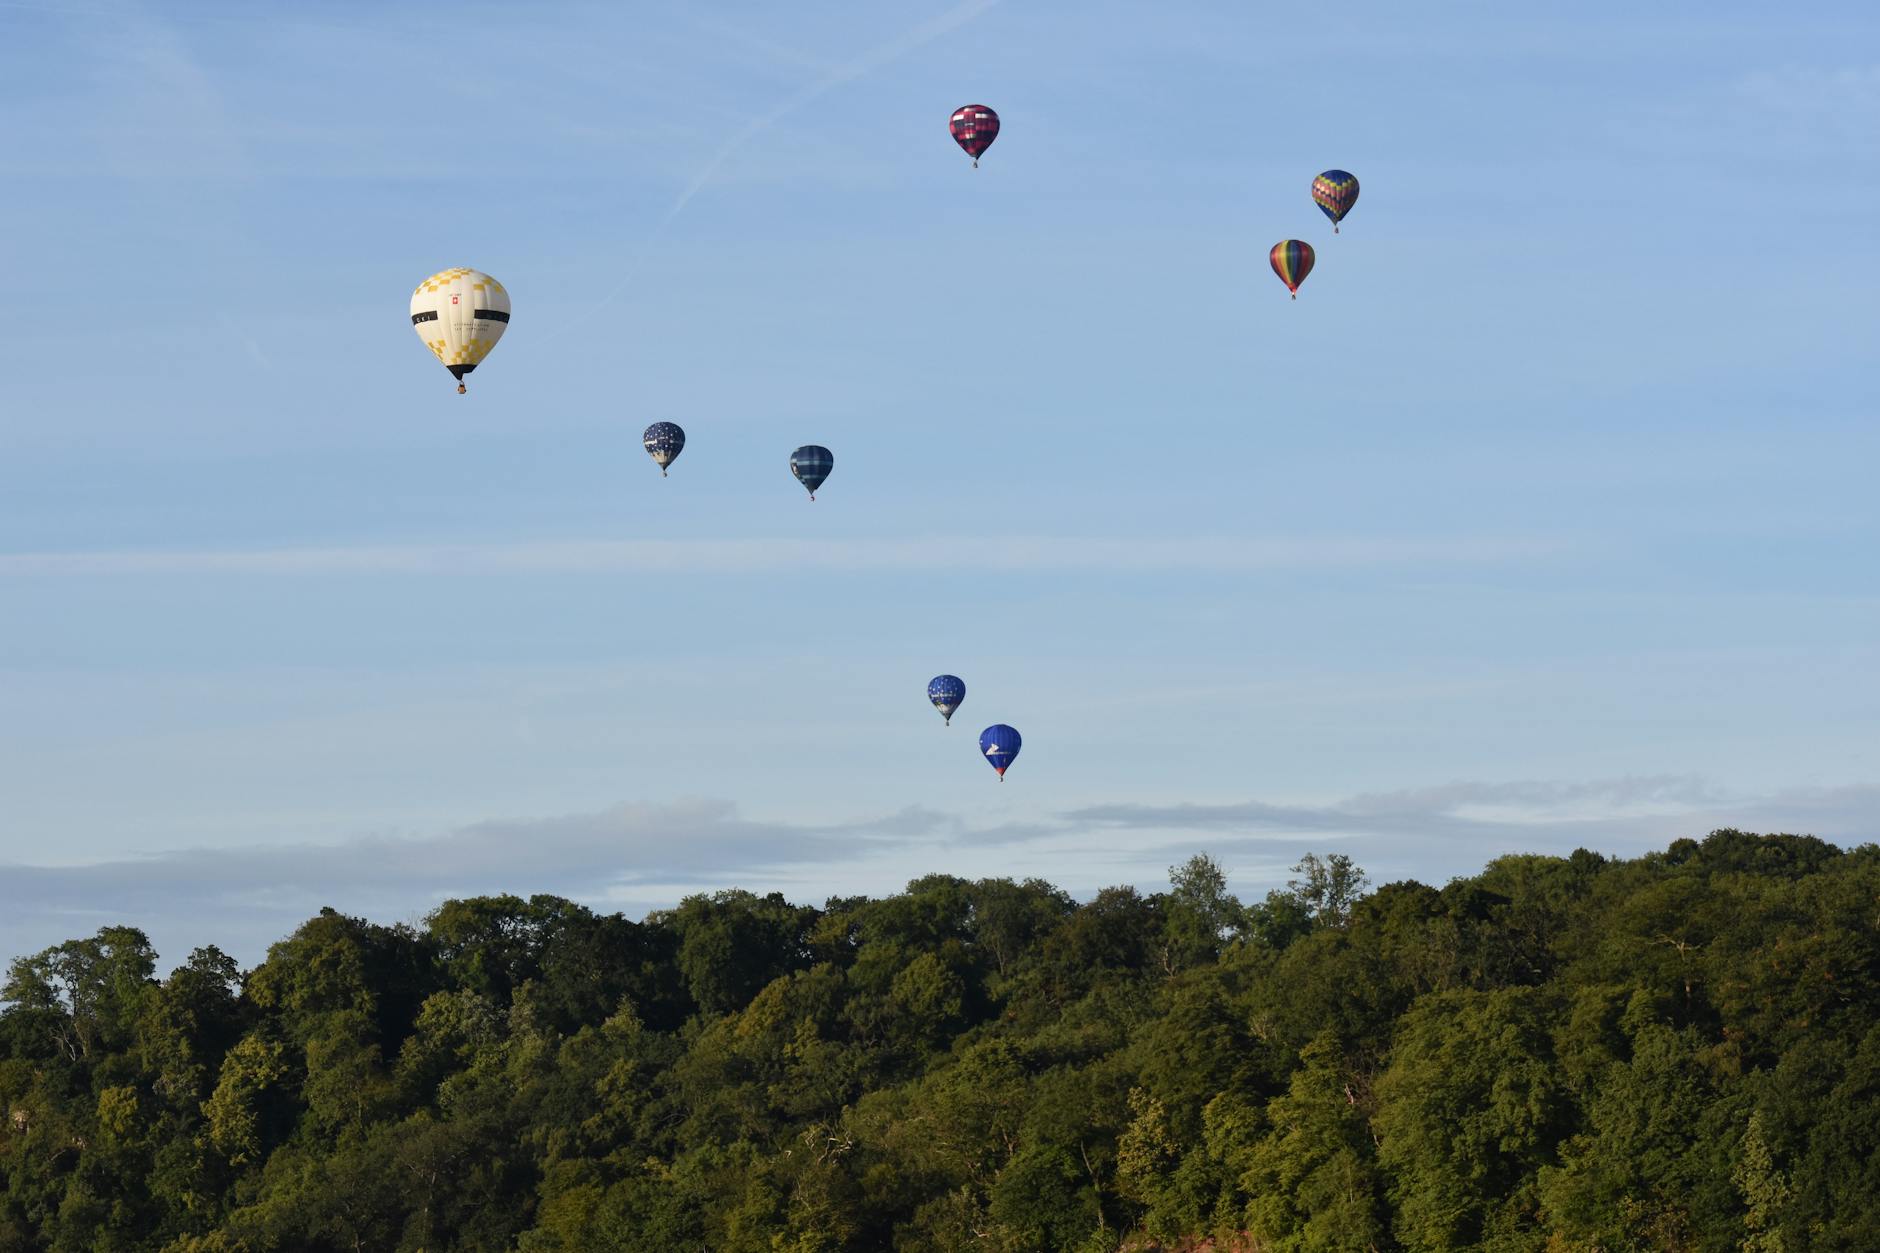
[789,445,833,499]
[643,422,685,476]
[927,675,966,725]
[979,723,1021,779]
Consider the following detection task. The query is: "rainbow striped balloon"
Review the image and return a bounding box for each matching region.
[1269,240,1315,299]
[1311,170,1360,233]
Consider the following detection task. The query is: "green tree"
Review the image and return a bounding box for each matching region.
[1372,986,1569,1249]
[1539,995,1736,1249]
[987,1144,1101,1251]
[3,926,158,1064]
[1234,1031,1388,1252]
[659,890,818,1017]
[203,1033,291,1168]
[1733,1110,1791,1253]
[1288,854,1369,930]
[0,835,1874,1252]
[1159,853,1244,974]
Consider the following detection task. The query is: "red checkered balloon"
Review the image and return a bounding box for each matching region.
[949,104,1000,167]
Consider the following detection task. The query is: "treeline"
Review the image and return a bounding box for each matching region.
[2,830,1877,1251]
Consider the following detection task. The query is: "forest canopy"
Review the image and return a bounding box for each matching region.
[3,829,1877,1251]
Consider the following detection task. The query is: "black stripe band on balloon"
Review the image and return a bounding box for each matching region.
[411,311,439,324]
[473,309,510,322]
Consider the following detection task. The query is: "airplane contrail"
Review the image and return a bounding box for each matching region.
[662,0,1006,226]
[559,0,1007,333]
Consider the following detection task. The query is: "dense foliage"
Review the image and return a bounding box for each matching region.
[3,829,1877,1251]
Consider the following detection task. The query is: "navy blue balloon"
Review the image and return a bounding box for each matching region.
[979,724,1021,779]
[643,422,685,476]
[927,675,966,725]
[790,445,833,499]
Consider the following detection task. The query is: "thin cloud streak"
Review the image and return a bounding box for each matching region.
[0,533,1572,578]
[1064,778,1880,854]
[560,0,1006,332]
[0,799,956,965]
[1737,64,1880,124]
[0,808,1011,965]
[7,777,1874,970]
[662,0,1005,224]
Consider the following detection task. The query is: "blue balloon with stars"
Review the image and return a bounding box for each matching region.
[642,422,685,476]
[927,675,965,725]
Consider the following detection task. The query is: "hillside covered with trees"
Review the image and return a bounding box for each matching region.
[2,829,1877,1251]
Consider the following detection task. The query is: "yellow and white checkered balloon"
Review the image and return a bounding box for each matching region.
[409,268,510,392]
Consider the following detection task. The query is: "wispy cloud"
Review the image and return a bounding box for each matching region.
[0,532,1571,578]
[551,0,1008,333]
[7,776,1873,971]
[1064,778,1880,856]
[662,0,1004,223]
[79,2,246,180]
[1736,64,1880,127]
[0,799,955,966]
[1607,61,1880,167]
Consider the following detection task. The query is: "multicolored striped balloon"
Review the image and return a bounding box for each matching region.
[1311,170,1360,233]
[1269,240,1315,299]
[949,104,1000,168]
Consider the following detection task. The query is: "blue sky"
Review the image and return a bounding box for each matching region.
[1,0,1877,967]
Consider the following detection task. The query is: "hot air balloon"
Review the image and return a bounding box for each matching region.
[1270,241,1315,299]
[927,675,966,726]
[949,104,1000,167]
[410,268,510,393]
[979,724,1021,779]
[1311,170,1360,233]
[643,422,685,476]
[790,445,833,500]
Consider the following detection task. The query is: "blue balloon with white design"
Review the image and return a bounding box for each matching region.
[979,723,1021,779]
[927,675,965,726]
[643,422,685,476]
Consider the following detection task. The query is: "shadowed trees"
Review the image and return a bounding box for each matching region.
[2,833,1877,1250]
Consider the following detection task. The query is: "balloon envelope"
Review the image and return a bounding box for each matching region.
[410,268,510,391]
[790,445,834,498]
[979,724,1021,778]
[927,675,966,725]
[1269,241,1315,297]
[643,422,685,475]
[1311,170,1360,231]
[949,104,1000,165]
